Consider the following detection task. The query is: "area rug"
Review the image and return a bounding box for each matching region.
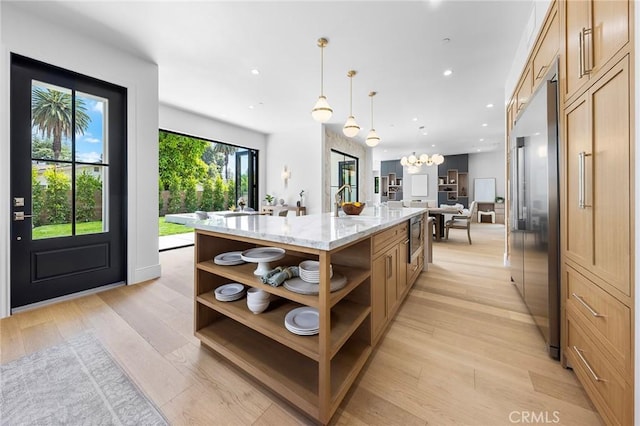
[1,332,168,425]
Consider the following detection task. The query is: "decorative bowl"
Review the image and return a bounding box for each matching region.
[247,299,270,314]
[342,202,365,215]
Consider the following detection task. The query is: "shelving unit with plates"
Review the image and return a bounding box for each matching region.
[193,229,372,424]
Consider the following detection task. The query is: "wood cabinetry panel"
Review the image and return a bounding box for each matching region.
[591,58,630,295]
[563,57,630,297]
[564,94,593,265]
[566,316,631,426]
[564,0,590,98]
[533,5,559,86]
[565,264,631,374]
[592,0,629,74]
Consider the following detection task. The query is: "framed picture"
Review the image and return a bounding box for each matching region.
[374,176,379,194]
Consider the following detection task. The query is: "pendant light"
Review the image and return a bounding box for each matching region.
[343,70,360,137]
[365,91,380,147]
[311,38,333,122]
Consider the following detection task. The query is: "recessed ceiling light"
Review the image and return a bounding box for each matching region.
[481,123,488,127]
[431,144,436,147]
[477,149,481,152]
[479,138,484,142]
[251,69,260,75]
[383,149,388,153]
[412,117,418,122]
[486,103,494,108]
[248,105,255,109]
[422,132,428,136]
[443,69,453,77]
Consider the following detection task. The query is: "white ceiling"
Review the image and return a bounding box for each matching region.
[11,0,534,160]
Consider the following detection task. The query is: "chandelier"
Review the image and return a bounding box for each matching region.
[400,152,444,174]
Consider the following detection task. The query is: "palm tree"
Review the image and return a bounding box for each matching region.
[31,87,90,160]
[212,143,238,180]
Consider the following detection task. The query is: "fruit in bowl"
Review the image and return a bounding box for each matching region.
[342,201,365,215]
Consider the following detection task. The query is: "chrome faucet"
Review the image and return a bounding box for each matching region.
[334,184,352,217]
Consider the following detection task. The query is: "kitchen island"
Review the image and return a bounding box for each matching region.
[189,207,427,424]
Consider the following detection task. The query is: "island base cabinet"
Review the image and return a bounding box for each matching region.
[192,214,425,424]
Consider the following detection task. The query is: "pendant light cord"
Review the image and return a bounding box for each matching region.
[320,44,324,96]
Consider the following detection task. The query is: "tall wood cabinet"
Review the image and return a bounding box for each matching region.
[562,53,633,426]
[563,0,630,103]
[507,1,634,424]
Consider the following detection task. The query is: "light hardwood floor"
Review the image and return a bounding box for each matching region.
[1,224,602,425]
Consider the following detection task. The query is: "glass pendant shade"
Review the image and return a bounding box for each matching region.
[366,129,380,147]
[343,115,360,137]
[433,154,445,165]
[400,157,408,166]
[408,154,417,163]
[312,95,333,122]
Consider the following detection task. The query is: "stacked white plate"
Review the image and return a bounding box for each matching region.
[298,260,333,283]
[213,251,245,266]
[283,274,347,295]
[214,283,246,302]
[284,306,319,336]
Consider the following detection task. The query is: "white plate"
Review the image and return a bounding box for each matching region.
[285,307,319,332]
[284,322,318,336]
[240,247,286,262]
[215,292,245,302]
[214,251,245,266]
[283,273,347,295]
[215,283,245,297]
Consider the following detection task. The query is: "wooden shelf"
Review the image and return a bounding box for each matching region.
[197,259,370,309]
[196,320,371,421]
[193,227,380,423]
[197,292,370,360]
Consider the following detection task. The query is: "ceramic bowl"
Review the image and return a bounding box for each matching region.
[247,299,270,314]
[247,287,270,301]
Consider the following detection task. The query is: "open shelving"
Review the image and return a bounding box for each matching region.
[193,229,373,424]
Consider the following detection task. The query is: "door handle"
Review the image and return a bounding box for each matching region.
[13,212,34,221]
[578,152,592,209]
[581,27,593,77]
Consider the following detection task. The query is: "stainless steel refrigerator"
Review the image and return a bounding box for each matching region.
[509,63,560,359]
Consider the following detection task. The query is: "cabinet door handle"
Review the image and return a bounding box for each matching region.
[386,255,392,279]
[536,64,548,80]
[571,293,605,317]
[582,27,592,76]
[578,151,592,209]
[572,346,605,382]
[578,29,584,77]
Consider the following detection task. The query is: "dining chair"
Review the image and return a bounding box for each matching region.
[278,209,288,217]
[444,201,477,244]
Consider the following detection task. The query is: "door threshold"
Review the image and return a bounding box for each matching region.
[11,281,125,314]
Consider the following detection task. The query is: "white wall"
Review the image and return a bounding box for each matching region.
[159,103,268,203]
[469,150,506,202]
[266,123,322,213]
[0,3,160,318]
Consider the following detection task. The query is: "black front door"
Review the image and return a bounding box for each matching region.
[10,54,127,309]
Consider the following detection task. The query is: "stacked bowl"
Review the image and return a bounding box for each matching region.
[298,260,332,283]
[246,287,270,314]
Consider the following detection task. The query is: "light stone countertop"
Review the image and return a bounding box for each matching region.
[188,206,427,251]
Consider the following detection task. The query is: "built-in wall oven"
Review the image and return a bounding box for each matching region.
[409,214,423,261]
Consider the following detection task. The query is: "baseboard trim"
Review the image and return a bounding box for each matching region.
[11,281,125,314]
[132,263,161,284]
